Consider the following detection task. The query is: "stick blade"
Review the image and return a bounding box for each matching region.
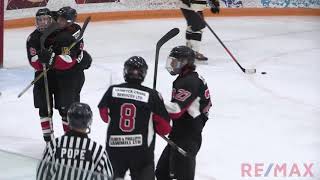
[245,68,256,74]
[156,28,180,48]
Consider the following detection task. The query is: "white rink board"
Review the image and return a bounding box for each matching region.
[4,0,320,20]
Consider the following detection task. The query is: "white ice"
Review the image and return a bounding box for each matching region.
[1,16,320,180]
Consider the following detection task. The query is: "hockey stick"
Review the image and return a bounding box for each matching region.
[152,28,189,157]
[153,28,180,89]
[42,64,51,116]
[17,17,91,98]
[202,18,256,74]
[39,23,61,116]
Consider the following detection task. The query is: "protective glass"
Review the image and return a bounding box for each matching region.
[166,56,186,75]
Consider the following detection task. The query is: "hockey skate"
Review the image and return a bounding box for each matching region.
[194,51,208,64]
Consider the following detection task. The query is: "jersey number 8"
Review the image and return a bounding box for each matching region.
[119,103,136,132]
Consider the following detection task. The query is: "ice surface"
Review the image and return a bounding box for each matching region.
[1,16,320,180]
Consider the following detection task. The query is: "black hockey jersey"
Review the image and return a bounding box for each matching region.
[26,29,57,71]
[166,71,212,141]
[98,83,171,153]
[36,131,113,180]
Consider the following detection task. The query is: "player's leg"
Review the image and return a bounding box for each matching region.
[172,140,201,180]
[155,145,171,180]
[55,72,80,133]
[33,72,54,142]
[131,163,155,180]
[107,151,128,179]
[130,151,155,180]
[181,8,207,61]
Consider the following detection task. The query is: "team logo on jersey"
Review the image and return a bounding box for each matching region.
[109,134,142,147]
[72,30,80,39]
[112,87,149,103]
[61,47,70,55]
[29,47,37,56]
[173,89,191,102]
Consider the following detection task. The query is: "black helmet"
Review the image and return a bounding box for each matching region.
[36,8,51,17]
[123,56,148,84]
[166,46,195,75]
[57,6,77,23]
[35,8,53,32]
[67,102,92,132]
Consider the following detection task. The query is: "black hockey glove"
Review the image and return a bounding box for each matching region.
[208,0,220,14]
[181,0,191,7]
[38,48,55,66]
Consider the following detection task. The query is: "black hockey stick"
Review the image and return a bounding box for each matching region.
[153,28,180,89]
[202,18,256,74]
[17,17,91,98]
[152,28,189,157]
[40,22,60,50]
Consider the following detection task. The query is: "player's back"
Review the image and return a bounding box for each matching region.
[37,131,112,179]
[105,83,159,153]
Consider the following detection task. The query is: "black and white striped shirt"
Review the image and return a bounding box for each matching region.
[37,131,113,180]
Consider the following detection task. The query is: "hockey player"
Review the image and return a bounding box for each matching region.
[40,6,92,133]
[36,102,113,179]
[155,46,212,180]
[98,56,172,180]
[180,0,220,61]
[26,8,57,142]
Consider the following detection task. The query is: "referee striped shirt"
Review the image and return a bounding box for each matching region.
[36,131,113,180]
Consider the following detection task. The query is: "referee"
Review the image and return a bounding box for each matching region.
[36,102,113,180]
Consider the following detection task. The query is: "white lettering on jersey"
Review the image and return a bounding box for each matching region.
[112,87,149,103]
[109,134,143,147]
[61,148,86,160]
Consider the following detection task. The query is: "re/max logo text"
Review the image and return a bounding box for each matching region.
[241,163,314,177]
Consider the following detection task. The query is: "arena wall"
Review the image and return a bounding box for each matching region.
[3,0,320,29]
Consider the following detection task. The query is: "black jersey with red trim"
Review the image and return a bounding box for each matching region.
[26,29,57,71]
[51,23,83,71]
[166,71,212,141]
[98,83,171,152]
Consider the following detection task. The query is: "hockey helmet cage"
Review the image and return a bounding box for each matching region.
[166,45,195,75]
[35,8,53,32]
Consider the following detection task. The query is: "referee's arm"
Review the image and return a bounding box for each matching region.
[94,149,113,179]
[36,141,55,180]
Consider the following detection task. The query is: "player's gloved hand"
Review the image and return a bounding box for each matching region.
[208,0,220,14]
[38,48,55,66]
[181,0,191,7]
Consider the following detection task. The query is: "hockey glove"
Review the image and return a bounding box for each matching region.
[208,0,220,14]
[38,48,55,66]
